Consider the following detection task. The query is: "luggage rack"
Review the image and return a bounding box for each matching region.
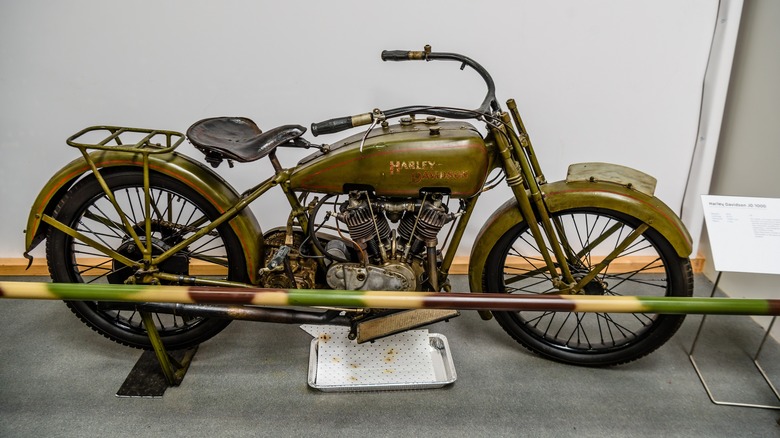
[66,125,185,154]
[61,126,189,270]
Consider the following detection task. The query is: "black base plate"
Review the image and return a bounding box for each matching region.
[116,347,197,398]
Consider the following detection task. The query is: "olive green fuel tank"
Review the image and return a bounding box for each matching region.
[289,119,493,197]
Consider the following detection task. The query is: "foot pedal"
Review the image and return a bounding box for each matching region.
[356,309,459,343]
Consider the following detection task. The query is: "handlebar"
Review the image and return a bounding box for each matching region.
[311,112,373,137]
[380,50,426,61]
[311,45,500,137]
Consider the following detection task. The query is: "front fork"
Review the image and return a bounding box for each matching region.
[491,104,645,294]
[490,115,573,290]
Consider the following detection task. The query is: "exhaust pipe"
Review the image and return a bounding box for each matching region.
[138,303,351,325]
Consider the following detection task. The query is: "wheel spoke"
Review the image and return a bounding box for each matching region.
[605,257,667,291]
[125,189,138,224]
[82,210,125,238]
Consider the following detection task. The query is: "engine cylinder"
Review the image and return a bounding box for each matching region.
[398,199,451,246]
[341,206,390,243]
[337,193,390,259]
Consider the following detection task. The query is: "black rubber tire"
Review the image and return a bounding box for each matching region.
[485,207,693,366]
[46,169,248,350]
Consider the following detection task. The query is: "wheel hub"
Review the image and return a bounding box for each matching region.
[107,237,189,284]
[572,270,608,296]
[582,278,607,295]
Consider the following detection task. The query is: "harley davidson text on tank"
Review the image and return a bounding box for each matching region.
[24,45,694,366]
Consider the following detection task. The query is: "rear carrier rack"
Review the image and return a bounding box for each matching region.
[67,125,185,154]
[64,126,188,222]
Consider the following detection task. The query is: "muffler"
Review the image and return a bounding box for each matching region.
[138,303,351,325]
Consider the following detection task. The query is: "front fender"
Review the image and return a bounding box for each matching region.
[24,150,264,284]
[468,179,692,298]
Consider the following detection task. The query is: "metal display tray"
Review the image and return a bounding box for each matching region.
[307,333,457,392]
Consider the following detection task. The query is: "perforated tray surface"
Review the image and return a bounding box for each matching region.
[303,326,456,392]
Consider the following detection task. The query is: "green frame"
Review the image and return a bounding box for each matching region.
[26,96,692,294]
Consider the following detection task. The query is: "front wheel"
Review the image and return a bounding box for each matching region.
[484,207,693,366]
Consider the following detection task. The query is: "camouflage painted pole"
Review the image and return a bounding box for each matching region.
[1,281,779,315]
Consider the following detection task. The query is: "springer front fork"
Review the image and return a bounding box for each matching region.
[490,100,646,294]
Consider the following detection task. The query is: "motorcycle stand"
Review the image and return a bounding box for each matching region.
[115,312,198,398]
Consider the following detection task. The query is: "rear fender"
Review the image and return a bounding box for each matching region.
[24,151,264,284]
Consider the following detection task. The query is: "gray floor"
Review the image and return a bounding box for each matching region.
[2,275,780,437]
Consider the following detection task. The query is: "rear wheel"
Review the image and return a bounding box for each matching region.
[485,207,693,366]
[46,169,248,349]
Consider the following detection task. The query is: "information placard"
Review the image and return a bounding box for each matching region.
[701,195,780,274]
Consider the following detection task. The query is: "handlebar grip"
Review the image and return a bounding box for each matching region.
[381,50,426,61]
[310,113,373,137]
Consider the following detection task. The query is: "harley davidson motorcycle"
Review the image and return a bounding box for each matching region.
[24,46,693,366]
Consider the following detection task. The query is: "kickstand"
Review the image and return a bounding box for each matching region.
[140,311,195,386]
[116,312,197,397]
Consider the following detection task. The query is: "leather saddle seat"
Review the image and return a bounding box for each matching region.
[187,117,306,165]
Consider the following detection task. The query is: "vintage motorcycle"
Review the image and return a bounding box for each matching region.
[24,46,693,366]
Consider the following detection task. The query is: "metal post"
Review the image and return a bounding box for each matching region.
[688,272,780,410]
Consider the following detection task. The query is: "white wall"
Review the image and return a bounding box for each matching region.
[0,0,719,259]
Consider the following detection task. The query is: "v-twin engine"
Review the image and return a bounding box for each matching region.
[321,191,456,292]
